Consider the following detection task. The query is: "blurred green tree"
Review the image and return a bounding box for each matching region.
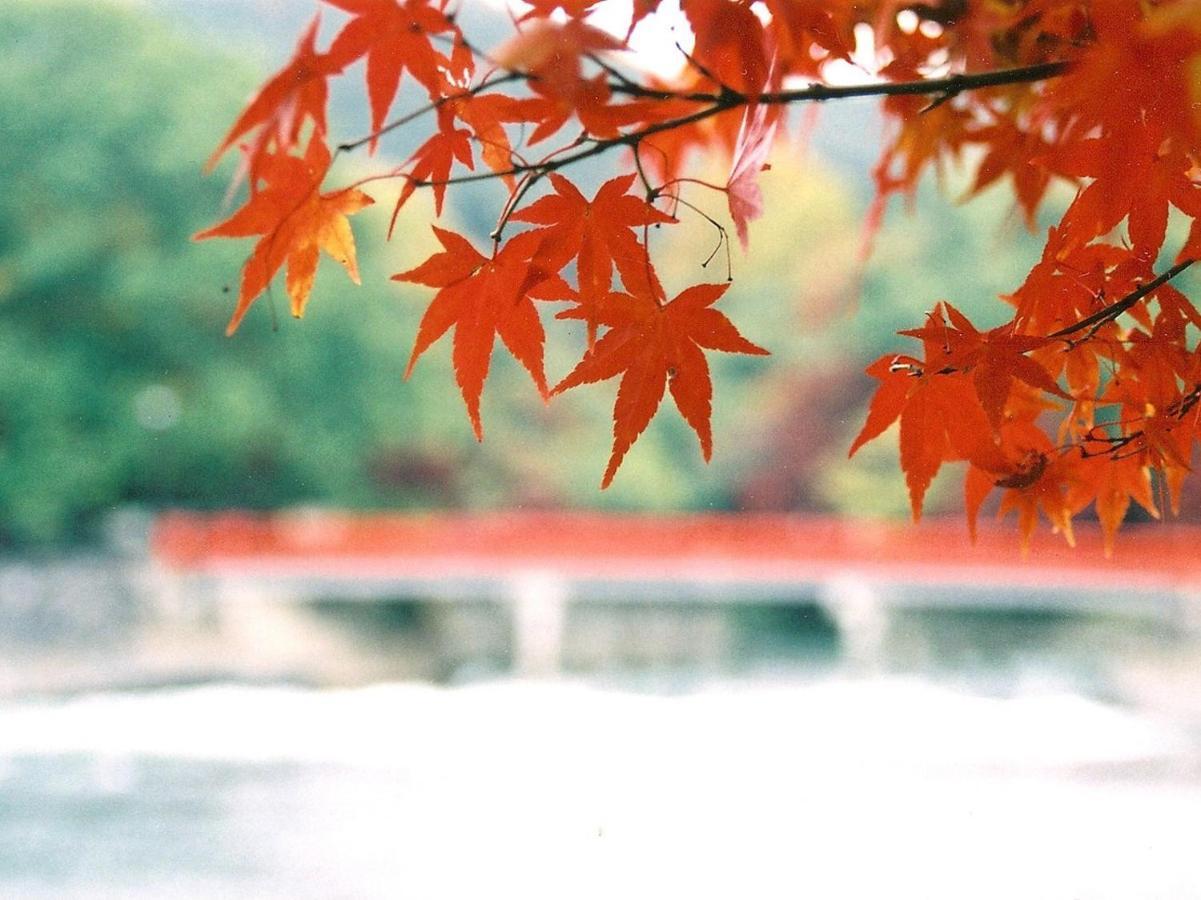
[0,1,467,544]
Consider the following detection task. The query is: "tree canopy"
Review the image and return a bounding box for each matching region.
[201,0,1201,549]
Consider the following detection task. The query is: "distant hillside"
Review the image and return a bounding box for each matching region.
[145,0,328,59]
[145,0,507,65]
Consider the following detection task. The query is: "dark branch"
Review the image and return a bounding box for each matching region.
[608,60,1072,104]
[1049,258,1196,340]
[388,61,1073,192]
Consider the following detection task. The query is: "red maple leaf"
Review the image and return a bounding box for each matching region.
[640,97,745,183]
[495,19,624,102]
[510,172,675,297]
[205,17,338,179]
[394,228,567,439]
[900,303,1072,428]
[517,0,600,20]
[1054,127,1201,261]
[506,74,657,144]
[390,122,473,225]
[390,90,526,227]
[628,0,665,37]
[1067,452,1158,555]
[966,117,1055,229]
[1044,2,1201,148]
[850,350,1008,519]
[681,0,769,95]
[762,0,855,76]
[322,0,464,150]
[195,135,373,335]
[553,283,768,487]
[992,423,1077,551]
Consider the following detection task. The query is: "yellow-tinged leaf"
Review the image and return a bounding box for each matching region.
[195,135,373,333]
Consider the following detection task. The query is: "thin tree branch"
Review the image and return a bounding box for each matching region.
[1049,258,1196,340]
[335,71,525,156]
[397,60,1071,192]
[608,60,1072,104]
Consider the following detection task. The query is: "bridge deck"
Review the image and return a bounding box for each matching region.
[151,512,1201,596]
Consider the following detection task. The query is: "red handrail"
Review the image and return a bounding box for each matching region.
[149,511,1201,591]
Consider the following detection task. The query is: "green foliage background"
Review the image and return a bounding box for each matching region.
[0,0,1053,546]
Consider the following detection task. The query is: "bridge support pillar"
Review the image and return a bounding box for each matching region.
[1174,585,1201,634]
[818,574,888,673]
[509,571,568,678]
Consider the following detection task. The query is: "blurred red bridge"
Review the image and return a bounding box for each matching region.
[151,510,1201,597]
[151,512,1201,673]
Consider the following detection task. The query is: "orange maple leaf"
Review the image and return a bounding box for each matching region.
[900,303,1071,428]
[195,135,373,335]
[391,123,474,225]
[1054,128,1201,261]
[205,17,339,179]
[394,228,568,439]
[628,0,665,37]
[1067,453,1158,555]
[322,0,464,151]
[681,0,770,95]
[445,91,524,184]
[553,282,768,487]
[495,18,624,102]
[851,351,1008,520]
[511,172,675,297]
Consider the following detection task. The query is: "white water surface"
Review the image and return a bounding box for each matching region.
[0,677,1197,899]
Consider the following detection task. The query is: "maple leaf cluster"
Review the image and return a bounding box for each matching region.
[198,0,1201,548]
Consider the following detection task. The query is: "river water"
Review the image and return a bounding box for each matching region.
[0,672,1198,899]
